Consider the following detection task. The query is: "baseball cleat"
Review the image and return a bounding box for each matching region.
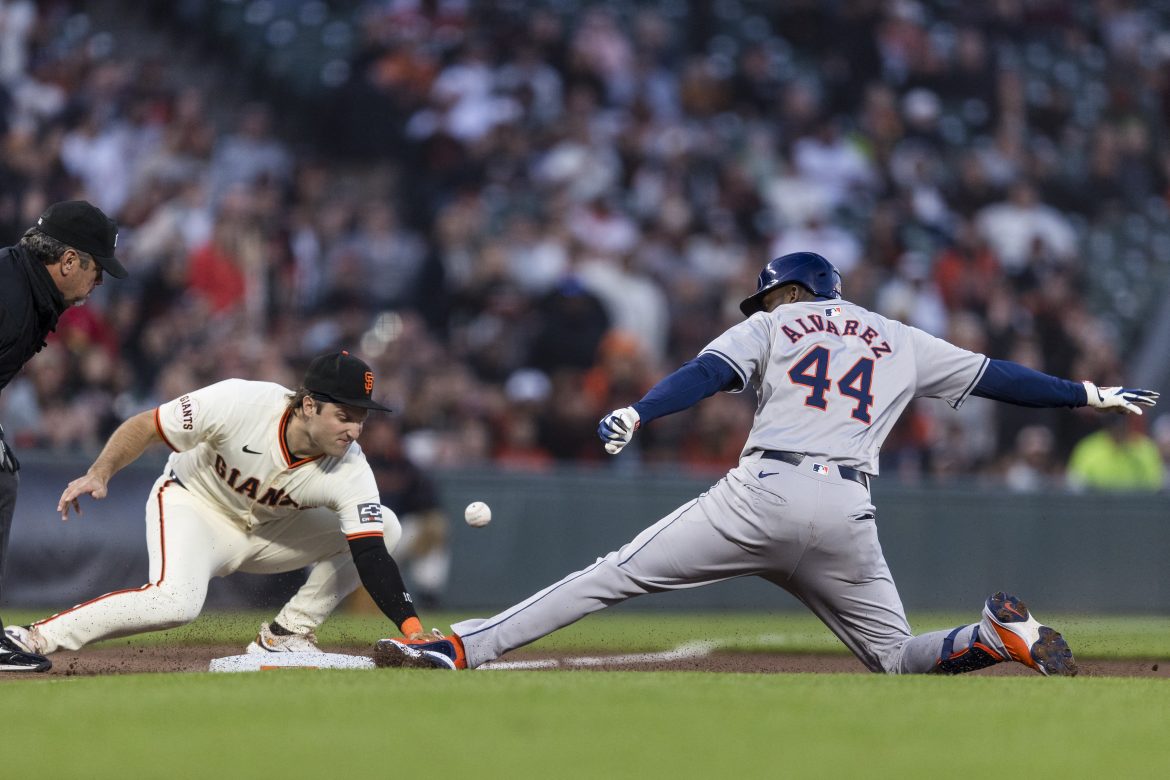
[245,622,323,654]
[981,592,1078,677]
[1,627,51,673]
[373,631,466,670]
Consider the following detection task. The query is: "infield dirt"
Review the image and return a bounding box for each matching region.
[1,645,1165,678]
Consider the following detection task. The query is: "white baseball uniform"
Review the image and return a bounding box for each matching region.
[32,379,401,652]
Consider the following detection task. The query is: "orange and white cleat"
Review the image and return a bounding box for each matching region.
[981,592,1078,677]
[373,630,466,670]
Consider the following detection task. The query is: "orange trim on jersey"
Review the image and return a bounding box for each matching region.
[346,531,385,541]
[154,407,179,452]
[278,407,323,469]
[35,479,174,630]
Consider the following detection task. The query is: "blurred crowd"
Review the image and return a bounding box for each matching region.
[2,0,1169,491]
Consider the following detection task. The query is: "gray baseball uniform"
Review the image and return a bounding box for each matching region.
[452,300,994,672]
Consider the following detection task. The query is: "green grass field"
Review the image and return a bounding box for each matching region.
[4,610,1167,779]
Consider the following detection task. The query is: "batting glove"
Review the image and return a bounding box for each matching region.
[598,406,640,455]
[1082,381,1160,415]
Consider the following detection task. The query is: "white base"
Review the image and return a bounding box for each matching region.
[209,652,375,672]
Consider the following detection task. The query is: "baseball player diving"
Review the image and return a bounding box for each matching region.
[375,252,1158,675]
[4,351,436,665]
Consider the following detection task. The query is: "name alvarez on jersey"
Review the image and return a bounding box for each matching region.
[779,312,893,361]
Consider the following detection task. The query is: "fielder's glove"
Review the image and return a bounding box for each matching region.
[598,406,640,455]
[1082,382,1159,415]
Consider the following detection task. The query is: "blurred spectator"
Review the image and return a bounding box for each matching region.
[1153,416,1170,492]
[932,220,999,315]
[1001,425,1062,493]
[527,277,610,372]
[493,368,554,470]
[975,180,1076,274]
[1066,417,1164,492]
[362,414,451,609]
[770,210,863,275]
[208,103,292,204]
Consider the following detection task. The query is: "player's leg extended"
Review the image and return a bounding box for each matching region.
[775,481,1075,674]
[762,471,920,673]
[451,477,774,669]
[29,476,229,653]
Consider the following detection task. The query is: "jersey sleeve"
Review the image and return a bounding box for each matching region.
[334,460,388,540]
[697,314,774,393]
[154,379,247,452]
[906,325,989,408]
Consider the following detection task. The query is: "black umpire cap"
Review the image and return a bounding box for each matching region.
[36,200,128,279]
[304,351,392,412]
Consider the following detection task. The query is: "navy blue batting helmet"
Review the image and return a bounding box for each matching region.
[739,252,843,316]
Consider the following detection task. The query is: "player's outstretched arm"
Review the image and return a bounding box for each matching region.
[58,410,161,520]
[972,359,1159,414]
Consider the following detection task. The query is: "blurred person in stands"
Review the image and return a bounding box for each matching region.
[974,180,1076,275]
[1067,416,1163,492]
[362,414,451,609]
[1001,425,1061,493]
[1153,416,1170,491]
[493,369,554,471]
[0,200,127,673]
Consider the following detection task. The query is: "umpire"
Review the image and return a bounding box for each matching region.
[0,200,127,673]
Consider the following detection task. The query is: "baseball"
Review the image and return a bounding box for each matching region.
[464,501,492,527]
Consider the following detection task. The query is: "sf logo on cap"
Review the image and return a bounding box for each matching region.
[364,371,374,393]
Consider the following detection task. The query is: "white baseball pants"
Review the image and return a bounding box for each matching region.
[34,474,395,652]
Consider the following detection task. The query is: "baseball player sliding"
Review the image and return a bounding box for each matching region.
[4,352,435,666]
[375,252,1158,675]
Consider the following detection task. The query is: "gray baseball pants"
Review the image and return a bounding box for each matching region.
[453,457,972,672]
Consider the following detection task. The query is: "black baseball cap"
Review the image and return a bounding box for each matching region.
[303,351,391,412]
[36,200,128,279]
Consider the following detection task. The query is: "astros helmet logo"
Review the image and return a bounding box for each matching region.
[364,371,374,394]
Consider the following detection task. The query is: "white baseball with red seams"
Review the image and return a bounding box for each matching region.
[464,501,491,527]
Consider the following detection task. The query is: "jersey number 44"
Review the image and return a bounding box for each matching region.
[788,347,874,424]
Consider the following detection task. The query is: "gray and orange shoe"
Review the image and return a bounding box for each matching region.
[373,630,466,670]
[981,592,1078,677]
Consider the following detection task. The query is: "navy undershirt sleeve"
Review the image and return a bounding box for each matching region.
[971,359,1087,408]
[632,353,739,424]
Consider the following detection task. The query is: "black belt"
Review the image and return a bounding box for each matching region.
[761,450,871,490]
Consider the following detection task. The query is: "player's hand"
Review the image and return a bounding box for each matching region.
[57,472,109,521]
[598,407,640,455]
[1083,382,1159,415]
